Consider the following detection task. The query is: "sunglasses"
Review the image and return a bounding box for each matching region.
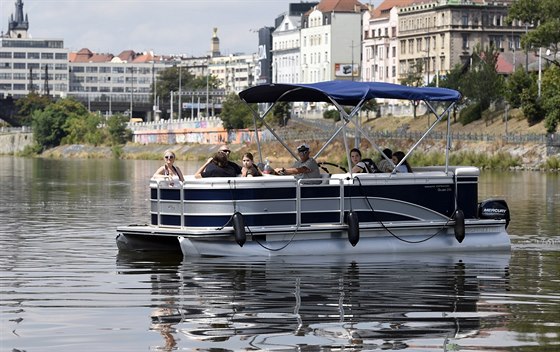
[164,155,175,159]
[220,150,231,154]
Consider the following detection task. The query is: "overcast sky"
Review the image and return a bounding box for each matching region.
[1,0,382,57]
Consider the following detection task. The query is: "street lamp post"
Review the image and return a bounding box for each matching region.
[206,56,210,117]
[538,47,542,98]
[178,65,182,120]
[130,66,134,118]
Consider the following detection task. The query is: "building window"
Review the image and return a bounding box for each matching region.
[41,53,54,59]
[0,52,11,59]
[14,52,25,59]
[392,46,396,58]
[462,34,469,49]
[55,53,67,60]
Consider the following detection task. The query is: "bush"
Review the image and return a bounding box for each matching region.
[459,102,482,125]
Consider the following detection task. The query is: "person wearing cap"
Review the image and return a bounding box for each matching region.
[274,143,321,182]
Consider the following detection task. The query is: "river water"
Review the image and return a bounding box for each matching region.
[1,157,558,351]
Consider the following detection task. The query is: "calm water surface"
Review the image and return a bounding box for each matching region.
[1,157,558,351]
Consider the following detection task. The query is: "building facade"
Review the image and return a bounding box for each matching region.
[300,0,366,83]
[398,0,527,85]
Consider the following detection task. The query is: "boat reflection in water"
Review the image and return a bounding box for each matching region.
[116,252,511,350]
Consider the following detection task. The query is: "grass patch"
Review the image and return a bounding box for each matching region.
[543,156,560,171]
[405,150,521,170]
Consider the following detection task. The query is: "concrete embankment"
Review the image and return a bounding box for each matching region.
[0,132,33,155]
[37,139,553,171]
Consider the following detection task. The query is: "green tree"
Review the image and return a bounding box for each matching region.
[270,102,291,126]
[459,44,504,122]
[400,61,424,87]
[15,92,52,126]
[106,113,132,145]
[541,65,560,132]
[508,0,560,67]
[438,64,467,123]
[504,67,534,108]
[520,80,545,126]
[32,98,89,150]
[220,93,254,130]
[154,66,220,117]
[62,112,103,146]
[400,61,426,119]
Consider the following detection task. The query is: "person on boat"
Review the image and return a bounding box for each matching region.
[241,152,263,177]
[218,144,242,175]
[377,148,394,173]
[195,152,239,178]
[392,151,413,173]
[274,143,321,182]
[152,150,184,186]
[350,148,377,173]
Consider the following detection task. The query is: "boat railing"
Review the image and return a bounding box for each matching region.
[151,175,348,229]
[150,168,472,229]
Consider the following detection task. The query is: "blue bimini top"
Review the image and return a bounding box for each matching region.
[239,80,462,106]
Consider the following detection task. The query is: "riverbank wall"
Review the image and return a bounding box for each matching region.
[0,130,32,155]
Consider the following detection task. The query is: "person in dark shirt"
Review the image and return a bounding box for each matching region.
[218,144,242,175]
[195,152,239,178]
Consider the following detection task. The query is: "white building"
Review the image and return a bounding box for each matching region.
[300,0,366,83]
[271,3,318,84]
[362,0,414,84]
[0,0,69,98]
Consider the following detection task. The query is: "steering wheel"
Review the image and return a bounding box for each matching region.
[318,161,347,174]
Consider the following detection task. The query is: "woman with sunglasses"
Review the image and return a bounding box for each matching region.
[153,150,184,185]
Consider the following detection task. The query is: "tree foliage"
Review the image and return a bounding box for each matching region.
[30,97,132,151]
[541,65,560,132]
[508,0,560,66]
[62,112,103,145]
[220,93,254,130]
[504,67,534,108]
[32,98,90,150]
[106,113,133,145]
[459,44,504,123]
[154,66,221,118]
[270,102,291,126]
[400,61,424,87]
[14,92,52,126]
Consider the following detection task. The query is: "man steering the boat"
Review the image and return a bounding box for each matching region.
[274,143,321,182]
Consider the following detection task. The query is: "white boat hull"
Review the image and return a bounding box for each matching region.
[177,220,510,257]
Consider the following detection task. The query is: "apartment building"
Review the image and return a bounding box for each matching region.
[362,0,416,84]
[0,0,69,98]
[300,0,367,83]
[272,2,318,84]
[397,0,527,85]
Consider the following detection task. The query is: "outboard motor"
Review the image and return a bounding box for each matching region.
[478,199,510,228]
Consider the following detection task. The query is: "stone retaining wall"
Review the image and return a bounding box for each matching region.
[0,132,33,154]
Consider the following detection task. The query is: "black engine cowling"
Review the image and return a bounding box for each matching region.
[478,199,510,228]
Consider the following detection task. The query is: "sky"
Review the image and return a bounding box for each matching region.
[1,0,382,57]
